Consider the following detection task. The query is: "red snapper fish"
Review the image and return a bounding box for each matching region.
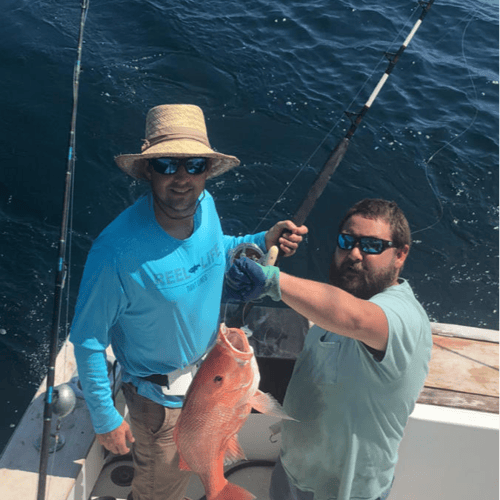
[173,323,293,500]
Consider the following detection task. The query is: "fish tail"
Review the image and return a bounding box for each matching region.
[212,481,256,500]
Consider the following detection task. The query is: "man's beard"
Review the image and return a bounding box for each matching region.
[329,259,398,300]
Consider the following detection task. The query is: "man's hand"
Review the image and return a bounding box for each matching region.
[265,221,308,257]
[97,419,135,455]
[224,257,281,303]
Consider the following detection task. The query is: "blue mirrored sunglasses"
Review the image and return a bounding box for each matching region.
[337,233,395,255]
[150,157,209,175]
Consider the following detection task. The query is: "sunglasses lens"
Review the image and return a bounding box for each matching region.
[361,238,384,254]
[185,158,209,175]
[151,158,180,175]
[150,157,208,175]
[338,234,355,250]
[338,234,387,254]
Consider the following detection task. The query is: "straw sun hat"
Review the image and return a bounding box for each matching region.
[114,104,240,180]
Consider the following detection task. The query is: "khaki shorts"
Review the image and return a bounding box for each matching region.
[122,383,192,500]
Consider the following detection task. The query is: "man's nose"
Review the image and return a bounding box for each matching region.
[174,164,191,180]
[347,244,363,261]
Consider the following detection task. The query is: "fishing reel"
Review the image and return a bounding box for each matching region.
[228,242,280,267]
[34,383,77,453]
[223,243,267,314]
[52,383,77,418]
[228,243,266,266]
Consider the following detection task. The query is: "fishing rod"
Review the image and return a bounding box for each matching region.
[292,0,435,228]
[226,0,435,328]
[37,1,90,499]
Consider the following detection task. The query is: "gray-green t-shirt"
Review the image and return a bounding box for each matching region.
[281,279,432,500]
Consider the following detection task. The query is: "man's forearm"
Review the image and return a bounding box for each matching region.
[279,272,389,351]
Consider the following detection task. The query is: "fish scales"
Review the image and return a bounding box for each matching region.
[173,323,294,500]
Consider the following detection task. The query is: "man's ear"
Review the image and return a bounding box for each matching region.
[395,244,410,271]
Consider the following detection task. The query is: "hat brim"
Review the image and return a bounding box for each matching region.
[114,138,240,180]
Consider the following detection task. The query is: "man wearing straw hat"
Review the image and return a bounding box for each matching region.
[70,104,308,500]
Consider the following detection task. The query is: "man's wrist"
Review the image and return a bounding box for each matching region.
[260,263,281,301]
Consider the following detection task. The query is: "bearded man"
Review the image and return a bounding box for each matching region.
[225,198,433,500]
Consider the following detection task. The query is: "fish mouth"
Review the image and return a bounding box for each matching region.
[219,323,254,359]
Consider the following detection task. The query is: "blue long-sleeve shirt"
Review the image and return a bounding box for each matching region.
[70,191,266,434]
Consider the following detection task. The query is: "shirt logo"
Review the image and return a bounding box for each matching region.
[151,242,222,289]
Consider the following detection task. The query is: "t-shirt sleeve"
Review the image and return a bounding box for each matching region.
[369,286,429,380]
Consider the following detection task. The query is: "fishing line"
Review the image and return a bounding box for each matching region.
[413,9,480,235]
[252,2,424,234]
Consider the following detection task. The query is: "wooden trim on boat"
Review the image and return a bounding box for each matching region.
[420,326,498,414]
[418,386,498,414]
[431,322,499,343]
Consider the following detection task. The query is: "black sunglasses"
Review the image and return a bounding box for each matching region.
[150,157,209,175]
[337,233,395,255]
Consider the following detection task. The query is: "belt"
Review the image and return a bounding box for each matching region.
[139,356,205,396]
[142,373,170,388]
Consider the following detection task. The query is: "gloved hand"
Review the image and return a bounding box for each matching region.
[223,257,281,303]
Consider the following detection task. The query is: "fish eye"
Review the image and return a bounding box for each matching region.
[214,375,223,383]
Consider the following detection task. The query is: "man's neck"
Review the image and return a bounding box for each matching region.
[153,203,195,240]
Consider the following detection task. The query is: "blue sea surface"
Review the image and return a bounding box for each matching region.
[0,0,498,451]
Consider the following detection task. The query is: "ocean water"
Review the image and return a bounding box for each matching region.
[0,0,498,452]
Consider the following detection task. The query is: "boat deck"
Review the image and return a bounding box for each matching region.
[418,329,498,413]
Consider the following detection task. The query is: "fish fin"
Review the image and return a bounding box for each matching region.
[223,434,246,465]
[212,481,256,500]
[178,453,192,472]
[250,390,297,420]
